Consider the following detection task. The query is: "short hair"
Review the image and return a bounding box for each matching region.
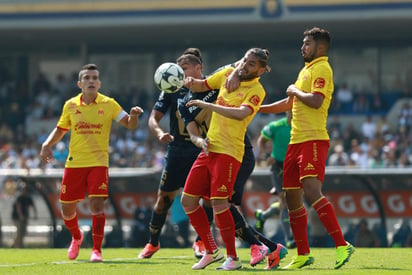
[304,27,331,49]
[78,63,99,80]
[176,47,203,66]
[247,48,271,72]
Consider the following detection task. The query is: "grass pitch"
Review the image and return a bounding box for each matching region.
[0,247,411,274]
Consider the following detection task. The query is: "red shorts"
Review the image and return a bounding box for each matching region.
[283,140,329,190]
[60,167,109,203]
[183,151,241,200]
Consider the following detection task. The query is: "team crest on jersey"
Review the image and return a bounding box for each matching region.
[98,109,104,116]
[314,77,326,88]
[249,95,261,106]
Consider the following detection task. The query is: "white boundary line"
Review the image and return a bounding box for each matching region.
[0,255,191,267]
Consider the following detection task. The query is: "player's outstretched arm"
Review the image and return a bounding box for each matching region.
[259,97,292,114]
[186,100,252,121]
[184,77,208,92]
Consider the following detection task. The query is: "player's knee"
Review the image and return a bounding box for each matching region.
[181,195,200,213]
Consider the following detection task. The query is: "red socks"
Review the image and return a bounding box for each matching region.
[313,197,346,247]
[215,208,237,259]
[92,212,106,252]
[289,206,310,255]
[64,214,81,240]
[186,206,218,253]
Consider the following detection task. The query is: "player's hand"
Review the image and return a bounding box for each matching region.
[158,132,174,144]
[186,99,206,108]
[184,76,195,89]
[266,156,275,166]
[40,145,53,163]
[224,68,240,92]
[130,106,144,116]
[286,84,297,97]
[201,138,210,156]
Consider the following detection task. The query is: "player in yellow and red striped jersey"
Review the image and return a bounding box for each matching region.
[258,27,354,270]
[181,48,269,271]
[40,64,144,262]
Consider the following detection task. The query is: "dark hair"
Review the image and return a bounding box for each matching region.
[78,63,99,80]
[304,27,331,48]
[247,48,271,72]
[176,47,203,66]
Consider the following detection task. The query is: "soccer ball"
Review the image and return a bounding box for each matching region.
[153,62,185,93]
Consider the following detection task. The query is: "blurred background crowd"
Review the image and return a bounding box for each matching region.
[1,65,412,170]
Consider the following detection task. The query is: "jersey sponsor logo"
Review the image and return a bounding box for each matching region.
[217,184,228,193]
[314,77,326,88]
[74,121,103,131]
[249,95,261,106]
[304,162,315,170]
[216,96,236,107]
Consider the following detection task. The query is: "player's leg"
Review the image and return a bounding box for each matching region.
[87,166,110,262]
[89,197,105,262]
[192,199,213,259]
[281,143,314,269]
[60,168,87,260]
[301,140,353,269]
[61,202,84,260]
[278,191,295,248]
[211,153,242,270]
[182,152,223,270]
[212,198,241,270]
[303,178,353,269]
[138,153,197,259]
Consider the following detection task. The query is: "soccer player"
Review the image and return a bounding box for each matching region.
[255,111,295,249]
[259,27,354,269]
[181,48,270,270]
[39,64,144,262]
[178,64,287,269]
[137,48,207,259]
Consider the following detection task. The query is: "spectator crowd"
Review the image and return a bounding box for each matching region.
[1,67,412,170]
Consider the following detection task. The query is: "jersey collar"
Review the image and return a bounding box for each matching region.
[305,56,328,69]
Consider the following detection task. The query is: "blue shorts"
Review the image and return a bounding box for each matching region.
[159,150,199,192]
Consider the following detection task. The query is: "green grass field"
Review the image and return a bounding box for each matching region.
[0,247,411,274]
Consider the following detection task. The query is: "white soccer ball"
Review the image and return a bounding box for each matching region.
[153,62,185,93]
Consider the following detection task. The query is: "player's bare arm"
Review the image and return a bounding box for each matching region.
[224,65,241,92]
[259,97,292,114]
[119,106,144,130]
[40,128,67,163]
[186,121,210,155]
[148,109,174,143]
[286,84,324,109]
[186,99,252,120]
[184,76,208,92]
